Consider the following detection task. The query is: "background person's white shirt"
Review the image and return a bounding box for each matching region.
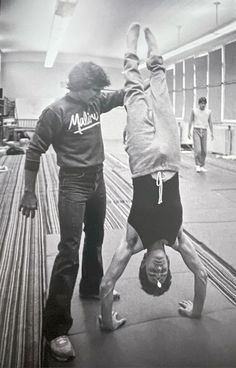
[192,108,211,129]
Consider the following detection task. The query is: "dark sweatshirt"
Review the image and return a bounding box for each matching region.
[25,90,124,171]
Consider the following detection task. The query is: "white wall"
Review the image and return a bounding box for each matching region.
[2,53,124,100]
[101,106,126,141]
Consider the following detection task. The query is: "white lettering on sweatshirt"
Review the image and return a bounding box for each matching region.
[68,110,100,135]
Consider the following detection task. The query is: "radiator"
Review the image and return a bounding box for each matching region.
[17,119,37,128]
[212,125,232,155]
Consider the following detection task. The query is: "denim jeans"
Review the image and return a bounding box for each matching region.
[193,128,207,166]
[44,165,106,340]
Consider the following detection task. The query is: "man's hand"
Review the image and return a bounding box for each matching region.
[19,191,38,218]
[188,132,191,140]
[98,311,126,332]
[178,300,201,319]
[211,133,214,141]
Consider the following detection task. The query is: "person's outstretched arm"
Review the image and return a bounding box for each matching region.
[208,112,214,140]
[173,229,207,318]
[99,236,136,331]
[99,238,132,331]
[188,110,194,139]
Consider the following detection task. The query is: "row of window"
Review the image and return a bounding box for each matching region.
[166,40,236,123]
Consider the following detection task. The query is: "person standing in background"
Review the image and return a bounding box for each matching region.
[188,97,214,173]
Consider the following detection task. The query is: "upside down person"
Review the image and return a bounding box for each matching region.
[99,23,207,331]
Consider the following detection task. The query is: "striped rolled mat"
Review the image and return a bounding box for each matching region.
[0,155,46,368]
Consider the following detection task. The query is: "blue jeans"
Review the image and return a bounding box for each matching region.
[193,128,207,166]
[44,165,106,340]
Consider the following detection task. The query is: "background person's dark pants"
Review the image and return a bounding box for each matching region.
[44,166,106,341]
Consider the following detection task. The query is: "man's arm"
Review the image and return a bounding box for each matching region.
[19,108,62,218]
[99,89,125,114]
[173,229,207,318]
[188,110,194,139]
[208,112,214,140]
[19,169,38,218]
[99,237,134,331]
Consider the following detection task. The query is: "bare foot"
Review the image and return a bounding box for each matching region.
[126,22,141,54]
[144,27,159,57]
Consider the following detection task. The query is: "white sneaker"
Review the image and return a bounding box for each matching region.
[0,165,8,173]
[200,167,207,172]
[195,165,201,173]
[49,335,75,361]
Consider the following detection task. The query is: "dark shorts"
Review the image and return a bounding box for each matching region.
[128,173,183,248]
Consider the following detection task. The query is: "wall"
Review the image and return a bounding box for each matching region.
[101,106,126,141]
[1,52,124,100]
[166,38,236,154]
[166,38,236,125]
[3,43,236,154]
[1,52,126,139]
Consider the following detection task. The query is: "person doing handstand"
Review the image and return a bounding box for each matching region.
[99,23,207,331]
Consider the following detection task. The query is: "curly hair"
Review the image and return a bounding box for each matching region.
[139,253,172,296]
[198,97,207,104]
[67,61,111,91]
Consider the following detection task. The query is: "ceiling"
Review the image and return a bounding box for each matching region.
[1,0,236,66]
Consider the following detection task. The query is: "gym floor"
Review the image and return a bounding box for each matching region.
[44,140,236,368]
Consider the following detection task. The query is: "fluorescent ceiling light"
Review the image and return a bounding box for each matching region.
[44,0,79,68]
[163,20,236,60]
[44,15,71,68]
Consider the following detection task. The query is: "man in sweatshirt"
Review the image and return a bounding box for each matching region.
[99,23,207,331]
[19,61,124,361]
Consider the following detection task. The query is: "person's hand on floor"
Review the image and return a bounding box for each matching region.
[99,311,126,331]
[178,300,201,319]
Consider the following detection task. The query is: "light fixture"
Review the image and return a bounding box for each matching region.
[213,1,221,27]
[44,0,79,68]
